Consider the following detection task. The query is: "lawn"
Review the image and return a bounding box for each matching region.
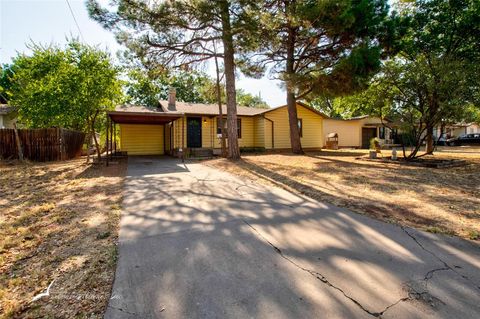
[207,147,480,241]
[0,159,126,318]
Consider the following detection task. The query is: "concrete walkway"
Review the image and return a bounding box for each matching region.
[105,157,480,318]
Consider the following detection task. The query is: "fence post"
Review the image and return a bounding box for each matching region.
[13,123,24,161]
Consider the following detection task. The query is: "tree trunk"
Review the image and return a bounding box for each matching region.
[285,25,303,154]
[91,110,101,163]
[86,131,92,164]
[214,51,227,157]
[425,125,434,154]
[219,1,240,160]
[13,122,24,161]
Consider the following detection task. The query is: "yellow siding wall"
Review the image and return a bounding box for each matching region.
[120,124,164,155]
[172,117,184,149]
[171,116,215,149]
[264,104,324,149]
[254,116,265,147]
[264,119,273,149]
[323,119,362,147]
[212,116,256,148]
[202,116,214,148]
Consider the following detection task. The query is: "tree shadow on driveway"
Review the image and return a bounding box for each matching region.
[106,158,480,319]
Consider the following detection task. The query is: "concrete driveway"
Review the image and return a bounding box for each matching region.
[105,157,480,318]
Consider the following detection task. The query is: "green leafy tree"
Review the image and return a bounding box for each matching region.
[125,69,216,106]
[342,0,480,157]
[246,0,392,153]
[393,0,480,154]
[125,68,269,108]
[87,0,260,160]
[236,89,269,108]
[0,64,15,103]
[9,40,123,160]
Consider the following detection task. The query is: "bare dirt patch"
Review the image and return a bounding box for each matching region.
[206,148,480,241]
[0,158,126,318]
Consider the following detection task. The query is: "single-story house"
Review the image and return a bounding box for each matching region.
[0,105,17,129]
[323,116,396,149]
[107,94,326,156]
[435,123,480,139]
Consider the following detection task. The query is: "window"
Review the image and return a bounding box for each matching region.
[379,127,386,139]
[217,118,242,138]
[298,119,303,137]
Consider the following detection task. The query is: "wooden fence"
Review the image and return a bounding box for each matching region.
[0,128,85,161]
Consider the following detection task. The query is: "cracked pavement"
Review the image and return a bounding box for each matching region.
[105,157,480,318]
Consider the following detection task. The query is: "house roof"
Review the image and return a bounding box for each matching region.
[0,105,15,115]
[110,100,328,120]
[158,100,268,116]
[261,101,329,118]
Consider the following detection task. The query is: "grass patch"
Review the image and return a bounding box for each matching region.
[0,158,126,318]
[206,147,480,241]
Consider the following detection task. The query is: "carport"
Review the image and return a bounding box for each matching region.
[105,108,183,164]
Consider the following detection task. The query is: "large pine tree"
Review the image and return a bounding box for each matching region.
[244,0,391,153]
[87,0,260,159]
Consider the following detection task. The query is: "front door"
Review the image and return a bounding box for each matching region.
[362,128,377,149]
[187,117,202,148]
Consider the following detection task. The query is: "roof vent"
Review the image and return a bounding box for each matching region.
[168,87,176,111]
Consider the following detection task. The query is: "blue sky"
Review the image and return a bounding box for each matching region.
[0,0,285,106]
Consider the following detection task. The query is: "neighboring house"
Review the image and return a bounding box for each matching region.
[107,93,326,156]
[323,115,396,149]
[0,105,17,129]
[435,123,480,139]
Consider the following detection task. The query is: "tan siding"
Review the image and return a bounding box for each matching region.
[0,114,16,129]
[323,119,362,147]
[120,124,164,155]
[264,103,324,149]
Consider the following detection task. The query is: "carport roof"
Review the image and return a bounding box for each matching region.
[108,105,183,124]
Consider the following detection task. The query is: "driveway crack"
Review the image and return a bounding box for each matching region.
[107,305,137,316]
[243,220,382,317]
[401,226,477,289]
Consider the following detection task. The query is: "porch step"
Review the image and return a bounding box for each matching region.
[190,148,213,158]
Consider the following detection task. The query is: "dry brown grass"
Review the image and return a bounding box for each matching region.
[207,147,480,241]
[0,158,126,318]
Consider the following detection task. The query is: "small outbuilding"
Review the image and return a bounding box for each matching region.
[0,105,17,129]
[323,116,396,149]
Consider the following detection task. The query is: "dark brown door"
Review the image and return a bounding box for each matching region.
[187,117,202,148]
[362,128,377,149]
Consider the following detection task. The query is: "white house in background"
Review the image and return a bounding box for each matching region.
[0,105,16,129]
[323,115,397,149]
[435,123,480,139]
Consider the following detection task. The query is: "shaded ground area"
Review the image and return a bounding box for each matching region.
[108,157,480,319]
[207,148,480,240]
[0,159,126,318]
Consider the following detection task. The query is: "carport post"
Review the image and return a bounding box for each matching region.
[110,117,114,159]
[114,123,117,155]
[106,115,109,166]
[182,115,185,163]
